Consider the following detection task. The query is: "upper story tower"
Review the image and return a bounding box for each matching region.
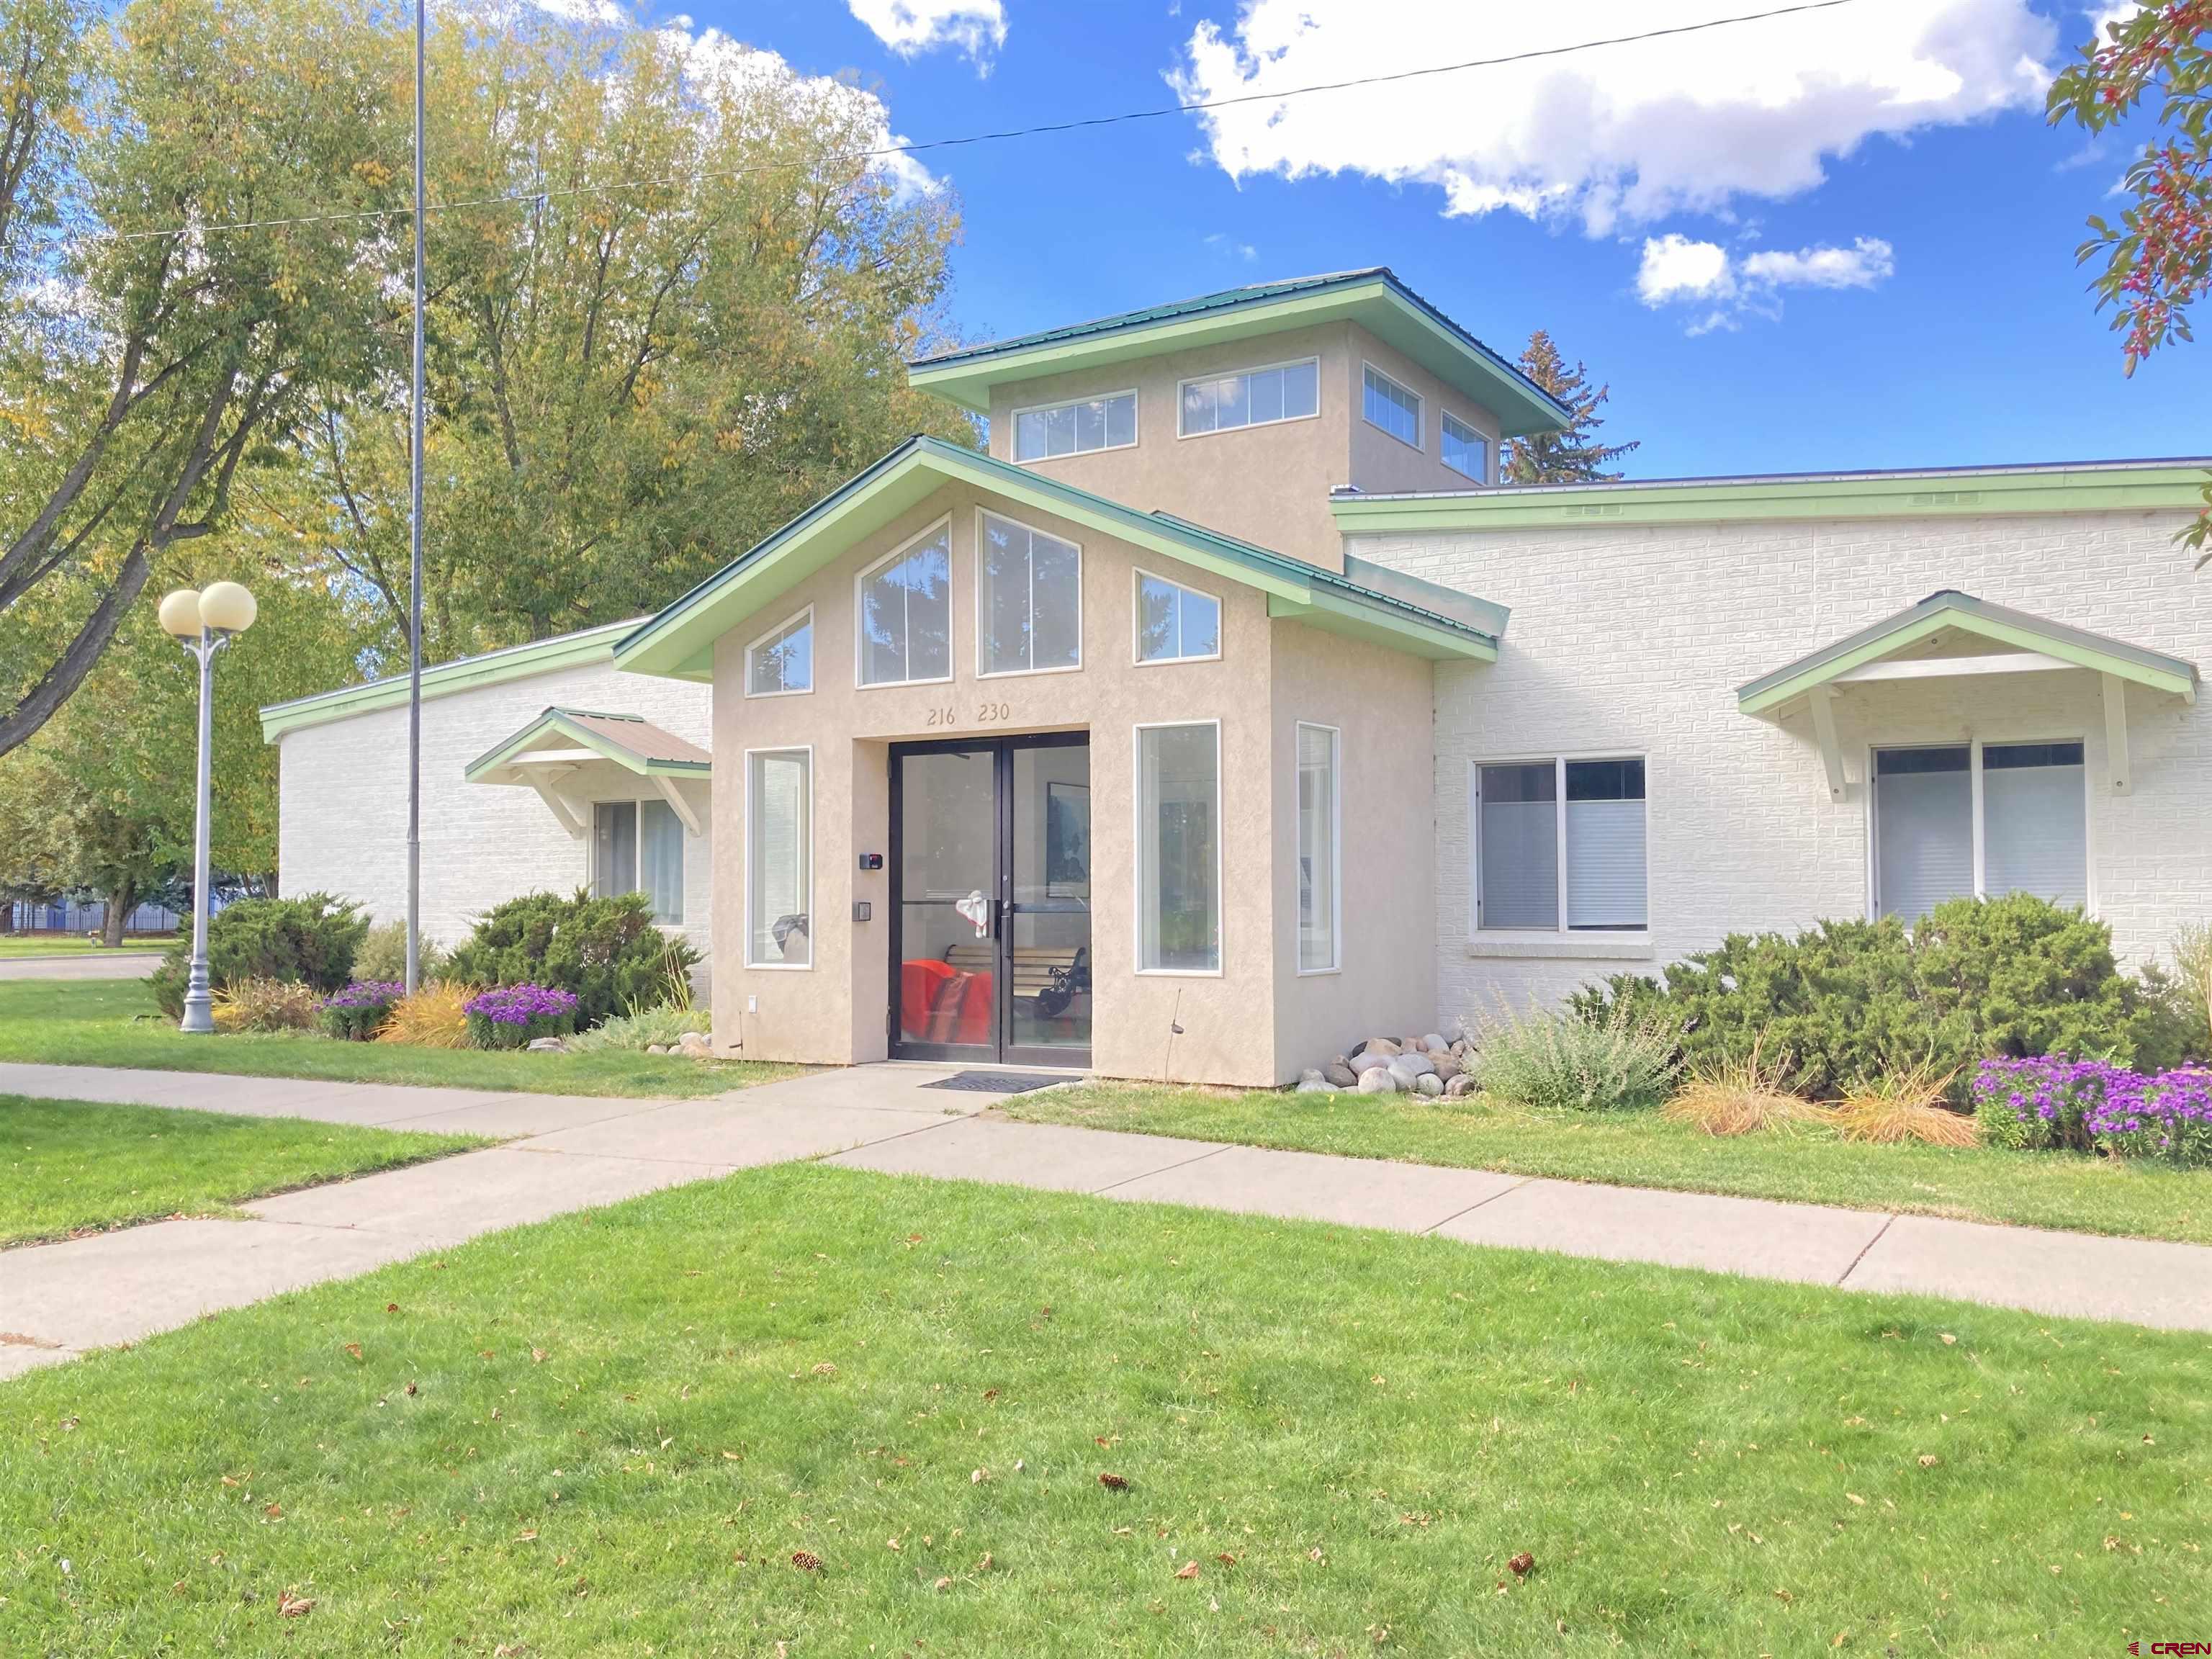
[906,269,1570,572]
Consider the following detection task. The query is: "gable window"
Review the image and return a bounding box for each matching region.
[1873,742,2085,923]
[745,607,813,697]
[978,511,1082,677]
[747,747,811,967]
[1475,756,1647,932]
[1442,413,1490,482]
[857,522,952,687]
[1362,364,1421,449]
[1136,721,1221,973]
[1296,722,1339,973]
[1133,570,1222,665]
[592,799,685,925]
[1014,391,1136,462]
[1178,358,1319,437]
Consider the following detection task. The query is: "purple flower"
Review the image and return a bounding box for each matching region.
[320,980,405,1011]
[464,984,580,1026]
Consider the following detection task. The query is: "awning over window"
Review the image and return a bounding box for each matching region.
[1735,590,2198,801]
[464,706,709,838]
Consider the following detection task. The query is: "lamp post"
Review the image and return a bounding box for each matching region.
[158,580,257,1035]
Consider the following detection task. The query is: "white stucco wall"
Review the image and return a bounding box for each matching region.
[274,662,714,959]
[1351,508,2212,1029]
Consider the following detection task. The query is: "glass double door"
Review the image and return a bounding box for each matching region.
[890,734,1091,1068]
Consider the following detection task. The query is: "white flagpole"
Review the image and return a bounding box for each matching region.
[405,0,426,993]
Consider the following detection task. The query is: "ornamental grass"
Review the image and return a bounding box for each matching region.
[1662,1034,1828,1137]
[210,977,321,1034]
[375,982,476,1049]
[1834,1063,1978,1147]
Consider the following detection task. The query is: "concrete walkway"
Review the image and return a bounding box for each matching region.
[4,1061,2209,1383]
[0,950,162,981]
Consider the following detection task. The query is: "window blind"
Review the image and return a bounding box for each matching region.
[1874,748,1973,922]
[1983,743,2086,908]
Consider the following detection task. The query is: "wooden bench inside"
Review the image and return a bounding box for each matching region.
[943,943,1085,996]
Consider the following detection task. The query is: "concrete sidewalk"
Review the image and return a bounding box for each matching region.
[3,1061,2209,1385]
[0,950,162,981]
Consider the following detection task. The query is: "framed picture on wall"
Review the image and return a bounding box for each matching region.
[1046,781,1090,899]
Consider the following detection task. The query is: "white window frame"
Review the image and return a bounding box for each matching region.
[1467,751,1650,941]
[590,795,686,928]
[1440,410,1490,483]
[973,508,1084,681]
[1130,567,1225,667]
[1294,721,1341,976]
[742,605,815,699]
[1362,361,1422,451]
[743,744,814,971]
[853,516,955,691]
[1132,717,1225,978]
[1175,355,1323,441]
[1010,388,1138,464]
[1863,735,2096,921]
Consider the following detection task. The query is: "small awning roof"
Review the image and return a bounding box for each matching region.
[465,707,711,786]
[1737,590,2199,717]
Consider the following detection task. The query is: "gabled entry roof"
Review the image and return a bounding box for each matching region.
[906,269,1573,438]
[1736,590,2200,716]
[464,707,711,786]
[615,435,1507,681]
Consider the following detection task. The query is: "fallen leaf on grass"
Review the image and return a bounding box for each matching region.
[1508,1552,1534,1577]
[933,1576,951,1591]
[385,1303,399,1314]
[342,1344,363,1362]
[1845,1493,1866,1506]
[1098,1473,1128,1491]
[1174,1562,1200,1580]
[1215,1553,1237,1567]
[277,1591,313,1618]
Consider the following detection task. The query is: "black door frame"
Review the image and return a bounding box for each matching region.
[888,731,1090,1069]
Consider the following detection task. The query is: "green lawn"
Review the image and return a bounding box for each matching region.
[1007,1082,2212,1246]
[0,936,159,959]
[0,978,800,1100]
[2,1164,2203,1654]
[0,1094,484,1246]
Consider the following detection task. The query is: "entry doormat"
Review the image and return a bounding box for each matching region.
[922,1071,1070,1095]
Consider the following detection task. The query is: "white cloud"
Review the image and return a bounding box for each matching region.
[848,0,1006,64]
[1170,0,2055,233]
[1204,232,1259,261]
[1637,233,1894,330]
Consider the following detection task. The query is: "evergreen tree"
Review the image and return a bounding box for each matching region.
[1503,331,1638,485]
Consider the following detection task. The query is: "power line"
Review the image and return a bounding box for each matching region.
[104,0,1861,247]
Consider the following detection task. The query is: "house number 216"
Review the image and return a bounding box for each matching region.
[924,702,1012,727]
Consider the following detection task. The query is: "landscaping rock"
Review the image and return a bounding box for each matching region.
[1414,1072,1444,1097]
[527,1036,567,1053]
[1429,1052,1462,1083]
[647,1043,670,1055]
[1295,1070,1338,1094]
[1323,1058,1359,1088]
[1356,1068,1399,1095]
[1360,1037,1401,1059]
[1421,1033,1449,1056]
[1350,1049,1393,1076]
[1387,1053,1436,1089]
[1445,1072,1476,1098]
[678,1031,711,1056]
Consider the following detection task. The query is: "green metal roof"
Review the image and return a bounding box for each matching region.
[615,435,1505,680]
[1333,458,2212,534]
[1737,589,2200,716]
[259,619,644,742]
[464,706,711,784]
[907,269,1573,439]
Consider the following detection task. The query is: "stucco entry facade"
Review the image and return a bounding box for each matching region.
[263,269,2212,1087]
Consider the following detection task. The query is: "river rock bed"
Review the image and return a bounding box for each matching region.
[1296,1032,1476,1097]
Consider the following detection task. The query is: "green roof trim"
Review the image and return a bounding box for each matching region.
[1737,590,2200,716]
[1331,459,2212,534]
[464,706,712,784]
[258,619,643,742]
[907,269,1573,439]
[615,435,1502,678]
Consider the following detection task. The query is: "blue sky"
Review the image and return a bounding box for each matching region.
[688,0,2200,480]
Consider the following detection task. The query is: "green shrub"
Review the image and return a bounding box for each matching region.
[149,894,367,1018]
[1571,894,2184,1102]
[352,920,447,986]
[567,1001,710,1053]
[444,889,696,1028]
[1470,997,1680,1112]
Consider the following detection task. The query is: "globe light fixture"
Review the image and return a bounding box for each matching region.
[159,580,256,1034]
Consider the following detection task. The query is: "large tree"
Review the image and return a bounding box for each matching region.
[1503,331,1637,485]
[0,0,408,757]
[305,14,974,665]
[2049,1,2211,552]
